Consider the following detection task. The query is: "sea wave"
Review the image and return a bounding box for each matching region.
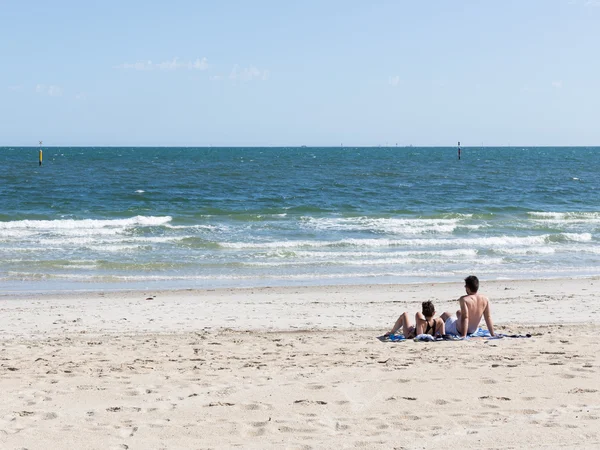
[0,215,172,230]
[490,247,556,255]
[218,233,592,249]
[233,257,504,267]
[300,216,467,234]
[528,211,600,221]
[282,249,479,258]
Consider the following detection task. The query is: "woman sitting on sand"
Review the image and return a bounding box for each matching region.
[384,301,445,338]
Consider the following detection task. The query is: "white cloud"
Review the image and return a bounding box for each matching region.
[192,58,209,70]
[551,80,563,88]
[8,85,22,92]
[36,84,63,96]
[229,65,269,81]
[388,76,400,87]
[75,92,87,100]
[48,85,63,96]
[117,60,153,70]
[115,57,209,71]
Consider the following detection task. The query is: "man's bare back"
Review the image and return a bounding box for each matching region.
[441,276,495,338]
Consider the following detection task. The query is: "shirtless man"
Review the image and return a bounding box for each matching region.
[440,275,495,338]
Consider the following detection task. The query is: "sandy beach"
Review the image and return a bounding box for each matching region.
[1,278,599,449]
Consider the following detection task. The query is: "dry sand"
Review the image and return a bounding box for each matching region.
[1,277,599,449]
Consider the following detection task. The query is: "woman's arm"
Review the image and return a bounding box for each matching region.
[436,317,445,336]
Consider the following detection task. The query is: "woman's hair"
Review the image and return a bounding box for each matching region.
[421,301,435,317]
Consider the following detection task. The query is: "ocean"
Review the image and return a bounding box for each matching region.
[0,146,599,292]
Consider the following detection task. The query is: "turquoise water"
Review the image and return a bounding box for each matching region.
[1,146,599,292]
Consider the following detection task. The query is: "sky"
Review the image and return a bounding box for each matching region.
[1,0,599,146]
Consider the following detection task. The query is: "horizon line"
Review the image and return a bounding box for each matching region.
[1,145,599,149]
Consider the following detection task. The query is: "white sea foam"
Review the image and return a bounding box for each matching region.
[300,216,465,234]
[86,245,146,252]
[492,247,556,255]
[0,247,66,252]
[566,246,600,254]
[165,224,225,231]
[285,249,478,259]
[17,236,185,248]
[0,215,172,230]
[219,233,591,250]
[239,256,503,267]
[0,227,123,241]
[559,233,592,242]
[0,230,38,240]
[2,270,459,282]
[528,211,600,221]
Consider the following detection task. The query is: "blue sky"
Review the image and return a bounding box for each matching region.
[1,0,599,146]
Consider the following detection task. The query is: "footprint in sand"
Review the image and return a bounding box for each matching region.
[399,414,421,421]
[245,427,266,437]
[121,426,139,438]
[241,403,272,410]
[125,389,142,396]
[148,418,171,428]
[543,422,561,428]
[278,425,318,434]
[206,402,235,407]
[336,422,350,431]
[568,388,598,394]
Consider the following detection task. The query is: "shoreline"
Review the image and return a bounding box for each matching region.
[3,273,599,297]
[1,276,599,339]
[3,272,600,297]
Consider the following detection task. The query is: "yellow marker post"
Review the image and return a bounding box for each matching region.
[39,140,43,166]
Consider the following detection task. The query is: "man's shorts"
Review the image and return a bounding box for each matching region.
[444,316,460,336]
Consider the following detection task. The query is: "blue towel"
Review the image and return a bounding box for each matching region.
[468,328,492,338]
[377,334,406,342]
[388,334,406,342]
[378,329,529,343]
[467,328,532,339]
